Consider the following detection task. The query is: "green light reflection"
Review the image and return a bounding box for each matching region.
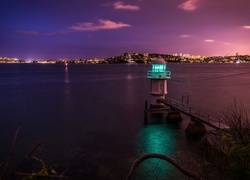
[138,124,176,155]
[134,124,184,179]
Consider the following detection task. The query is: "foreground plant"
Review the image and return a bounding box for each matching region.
[0,126,69,179]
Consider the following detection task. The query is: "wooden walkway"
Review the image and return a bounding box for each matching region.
[157,98,229,130]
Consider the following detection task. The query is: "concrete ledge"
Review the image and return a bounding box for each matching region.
[150,104,165,109]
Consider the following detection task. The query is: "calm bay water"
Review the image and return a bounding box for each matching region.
[1,63,250,179]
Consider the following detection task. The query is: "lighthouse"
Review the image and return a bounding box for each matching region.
[147,56,171,108]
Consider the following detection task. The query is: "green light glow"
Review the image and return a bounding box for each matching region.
[138,124,176,155]
[135,124,181,179]
[147,64,171,79]
[152,64,166,72]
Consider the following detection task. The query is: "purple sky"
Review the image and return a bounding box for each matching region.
[1,0,250,59]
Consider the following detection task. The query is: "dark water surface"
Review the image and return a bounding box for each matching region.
[1,63,250,179]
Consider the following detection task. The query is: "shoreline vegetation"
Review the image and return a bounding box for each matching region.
[1,53,250,64]
[0,126,69,180]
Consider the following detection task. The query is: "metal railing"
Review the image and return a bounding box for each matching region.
[147,71,171,79]
[158,98,226,129]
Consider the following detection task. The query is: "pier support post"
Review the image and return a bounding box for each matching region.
[166,110,183,123]
[144,100,148,124]
[185,118,206,135]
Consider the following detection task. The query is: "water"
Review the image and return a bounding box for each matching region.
[0,63,250,179]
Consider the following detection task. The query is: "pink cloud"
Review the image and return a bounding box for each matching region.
[180,34,192,38]
[204,39,215,42]
[241,25,250,29]
[178,0,202,11]
[15,30,39,35]
[69,19,131,31]
[113,1,140,11]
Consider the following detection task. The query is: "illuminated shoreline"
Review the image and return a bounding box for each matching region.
[1,53,249,64]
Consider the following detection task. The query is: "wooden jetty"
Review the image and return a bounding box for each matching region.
[156,98,229,130]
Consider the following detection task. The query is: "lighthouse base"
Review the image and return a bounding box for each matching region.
[150,103,165,109]
[150,95,166,109]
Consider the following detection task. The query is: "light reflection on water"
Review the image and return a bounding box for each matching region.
[134,113,187,179]
[138,125,176,155]
[137,125,176,179]
[64,66,73,116]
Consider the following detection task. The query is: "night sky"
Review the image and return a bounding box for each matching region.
[1,0,250,60]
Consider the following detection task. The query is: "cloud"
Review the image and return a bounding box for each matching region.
[224,42,232,45]
[179,34,192,38]
[44,32,57,36]
[241,25,250,29]
[204,39,215,42]
[15,30,39,35]
[178,0,202,11]
[69,19,131,31]
[15,29,58,36]
[113,1,140,11]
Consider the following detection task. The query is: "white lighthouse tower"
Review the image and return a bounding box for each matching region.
[147,56,171,108]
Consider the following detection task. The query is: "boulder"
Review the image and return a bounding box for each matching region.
[185,121,206,135]
[166,111,183,123]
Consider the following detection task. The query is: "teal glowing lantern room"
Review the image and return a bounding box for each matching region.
[147,57,171,79]
[147,57,171,108]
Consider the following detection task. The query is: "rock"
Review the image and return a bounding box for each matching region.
[185,121,206,135]
[166,111,183,123]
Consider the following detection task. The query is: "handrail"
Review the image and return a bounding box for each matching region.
[147,71,171,79]
[158,98,225,129]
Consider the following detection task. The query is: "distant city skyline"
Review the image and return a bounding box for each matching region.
[1,0,250,60]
